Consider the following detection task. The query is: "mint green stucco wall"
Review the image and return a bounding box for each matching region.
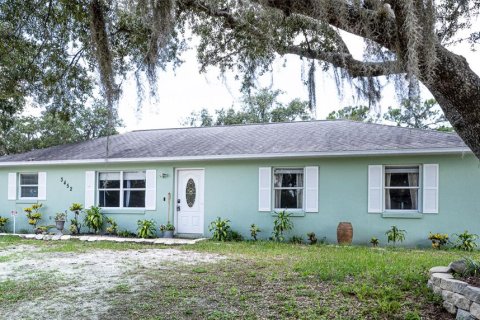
[1,153,479,246]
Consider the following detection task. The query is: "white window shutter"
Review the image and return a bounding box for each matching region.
[85,171,96,208]
[305,166,319,212]
[258,167,271,212]
[38,172,47,200]
[423,164,439,213]
[368,165,383,213]
[8,173,16,200]
[145,170,157,210]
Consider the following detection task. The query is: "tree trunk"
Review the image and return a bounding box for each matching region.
[425,46,480,158]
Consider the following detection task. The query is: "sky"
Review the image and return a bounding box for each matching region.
[117,26,480,132]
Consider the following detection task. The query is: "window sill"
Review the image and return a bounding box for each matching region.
[16,199,40,204]
[101,208,146,215]
[271,211,305,217]
[382,212,423,219]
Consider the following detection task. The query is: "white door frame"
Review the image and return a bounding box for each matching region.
[174,168,205,235]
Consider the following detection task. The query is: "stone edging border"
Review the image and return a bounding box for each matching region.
[0,233,207,245]
[428,265,480,319]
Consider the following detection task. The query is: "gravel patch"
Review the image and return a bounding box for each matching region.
[0,245,225,319]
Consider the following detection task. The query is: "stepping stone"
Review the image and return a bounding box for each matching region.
[79,236,89,241]
[52,235,61,241]
[35,234,44,240]
[24,234,36,239]
[60,235,71,240]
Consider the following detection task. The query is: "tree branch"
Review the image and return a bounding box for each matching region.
[282,45,402,77]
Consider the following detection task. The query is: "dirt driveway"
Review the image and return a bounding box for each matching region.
[0,242,224,319]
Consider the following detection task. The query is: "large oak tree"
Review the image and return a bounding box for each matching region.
[2,1,479,156]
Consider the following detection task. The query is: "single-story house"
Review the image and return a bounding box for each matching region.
[0,120,478,246]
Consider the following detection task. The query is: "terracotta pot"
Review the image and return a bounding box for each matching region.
[337,222,353,245]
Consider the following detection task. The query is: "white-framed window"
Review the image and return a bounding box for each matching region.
[273,168,304,210]
[98,171,146,208]
[384,166,420,211]
[19,173,39,199]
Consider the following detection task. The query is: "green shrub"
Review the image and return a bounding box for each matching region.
[250,224,260,241]
[454,231,478,251]
[289,235,304,244]
[463,257,480,277]
[272,211,293,242]
[118,230,136,238]
[370,237,379,247]
[137,219,157,238]
[307,232,317,245]
[227,230,243,242]
[24,203,43,230]
[209,217,231,241]
[428,232,449,249]
[0,216,9,232]
[105,217,118,235]
[386,226,406,245]
[84,206,104,234]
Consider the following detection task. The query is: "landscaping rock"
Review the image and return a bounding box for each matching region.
[43,235,53,241]
[24,234,35,239]
[427,280,433,289]
[452,293,471,310]
[463,286,480,305]
[430,266,452,275]
[432,272,454,286]
[60,235,71,240]
[51,235,61,241]
[450,260,468,275]
[79,236,89,241]
[433,285,443,295]
[440,278,469,294]
[113,238,126,243]
[34,234,43,240]
[470,302,480,319]
[444,300,457,314]
[87,237,97,242]
[456,309,475,320]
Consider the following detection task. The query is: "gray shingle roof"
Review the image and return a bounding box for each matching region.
[0,120,469,163]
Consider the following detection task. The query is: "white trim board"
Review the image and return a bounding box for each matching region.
[0,148,471,167]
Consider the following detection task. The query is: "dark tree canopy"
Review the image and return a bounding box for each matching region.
[183,88,313,126]
[1,0,480,156]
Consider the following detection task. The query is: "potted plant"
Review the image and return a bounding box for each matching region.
[164,223,175,238]
[159,224,166,238]
[54,211,67,234]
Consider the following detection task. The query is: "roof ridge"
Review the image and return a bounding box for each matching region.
[340,119,457,135]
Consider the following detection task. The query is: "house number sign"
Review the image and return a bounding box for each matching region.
[60,177,73,192]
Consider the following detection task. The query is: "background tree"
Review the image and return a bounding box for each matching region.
[327,106,380,123]
[1,102,122,155]
[384,99,452,131]
[1,1,480,156]
[183,88,313,126]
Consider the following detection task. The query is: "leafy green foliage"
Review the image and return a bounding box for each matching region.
[385,226,406,245]
[327,106,380,123]
[105,217,118,235]
[289,235,304,244]
[24,203,43,230]
[307,232,317,245]
[137,219,157,239]
[454,231,478,251]
[183,88,312,127]
[463,257,480,277]
[208,217,231,242]
[272,211,294,242]
[384,99,452,131]
[117,230,137,238]
[250,224,260,241]
[165,223,175,231]
[428,233,449,249]
[54,212,67,221]
[370,237,379,247]
[84,206,104,234]
[226,230,244,242]
[69,203,83,234]
[0,216,9,232]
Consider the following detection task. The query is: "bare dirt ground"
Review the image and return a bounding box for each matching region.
[0,243,225,320]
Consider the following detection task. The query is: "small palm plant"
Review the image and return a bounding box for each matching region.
[272,211,293,242]
[250,224,260,241]
[209,217,231,241]
[69,203,83,234]
[25,203,43,231]
[386,226,406,246]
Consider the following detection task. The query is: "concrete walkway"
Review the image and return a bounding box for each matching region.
[0,233,206,245]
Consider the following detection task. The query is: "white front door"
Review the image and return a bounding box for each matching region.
[176,169,204,234]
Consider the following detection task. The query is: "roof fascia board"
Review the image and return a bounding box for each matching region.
[0,148,471,167]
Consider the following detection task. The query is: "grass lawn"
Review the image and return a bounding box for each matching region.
[1,235,478,319]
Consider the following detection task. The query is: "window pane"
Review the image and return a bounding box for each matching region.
[386,172,419,187]
[123,171,146,188]
[98,172,120,189]
[385,189,418,210]
[124,190,145,208]
[99,190,120,207]
[20,174,38,185]
[274,173,304,188]
[274,189,303,209]
[21,186,38,198]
